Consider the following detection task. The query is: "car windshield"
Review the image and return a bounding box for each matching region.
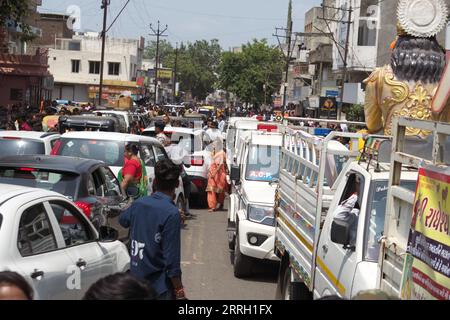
[0,168,79,199]
[0,139,45,156]
[58,138,125,167]
[364,179,417,262]
[245,145,280,182]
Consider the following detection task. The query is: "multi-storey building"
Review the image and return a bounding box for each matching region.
[48,33,145,104]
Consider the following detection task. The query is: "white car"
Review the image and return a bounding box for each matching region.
[54,131,186,210]
[0,184,129,300]
[143,127,210,206]
[0,131,60,156]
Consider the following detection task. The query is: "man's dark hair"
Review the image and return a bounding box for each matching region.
[155,159,181,192]
[155,121,165,131]
[0,271,33,300]
[391,36,445,83]
[83,273,157,300]
[125,143,139,155]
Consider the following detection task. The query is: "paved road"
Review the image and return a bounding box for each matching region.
[181,202,279,300]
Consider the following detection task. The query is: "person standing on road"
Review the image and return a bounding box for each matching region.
[119,159,186,300]
[206,147,228,212]
[218,115,226,133]
[120,143,146,199]
[155,122,171,147]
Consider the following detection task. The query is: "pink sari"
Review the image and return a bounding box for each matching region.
[206,150,228,210]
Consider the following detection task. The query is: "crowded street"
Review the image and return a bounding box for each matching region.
[0,0,449,306]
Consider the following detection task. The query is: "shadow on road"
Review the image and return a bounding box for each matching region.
[229,250,279,284]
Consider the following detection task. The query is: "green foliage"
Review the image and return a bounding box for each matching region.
[344,104,365,122]
[217,39,284,106]
[143,39,174,65]
[165,39,221,101]
[0,0,34,41]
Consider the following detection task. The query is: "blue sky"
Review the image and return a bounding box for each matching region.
[39,0,322,49]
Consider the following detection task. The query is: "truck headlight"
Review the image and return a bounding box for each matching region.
[248,205,275,226]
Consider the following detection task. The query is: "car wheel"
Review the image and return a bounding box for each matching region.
[233,231,253,278]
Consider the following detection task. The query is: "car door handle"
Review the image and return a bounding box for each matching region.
[322,244,328,255]
[76,259,87,269]
[30,269,44,280]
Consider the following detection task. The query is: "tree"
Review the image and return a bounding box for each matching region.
[165,39,221,101]
[143,39,174,66]
[218,39,284,106]
[0,0,34,41]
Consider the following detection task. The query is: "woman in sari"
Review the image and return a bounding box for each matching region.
[206,144,228,212]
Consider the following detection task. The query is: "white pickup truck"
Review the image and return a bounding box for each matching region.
[228,127,283,278]
[274,122,420,299]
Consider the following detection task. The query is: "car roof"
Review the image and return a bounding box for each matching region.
[144,127,203,135]
[0,131,60,140]
[0,183,57,207]
[61,131,162,145]
[0,155,104,175]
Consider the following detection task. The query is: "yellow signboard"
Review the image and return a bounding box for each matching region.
[400,166,450,300]
[157,69,173,79]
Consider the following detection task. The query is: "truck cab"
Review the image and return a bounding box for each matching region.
[227,126,282,278]
[274,127,419,300]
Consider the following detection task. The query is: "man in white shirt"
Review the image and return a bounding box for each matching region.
[218,115,226,133]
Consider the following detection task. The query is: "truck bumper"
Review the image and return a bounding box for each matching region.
[238,220,279,261]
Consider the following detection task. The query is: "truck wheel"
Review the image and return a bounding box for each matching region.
[227,220,236,250]
[282,266,312,300]
[233,232,253,278]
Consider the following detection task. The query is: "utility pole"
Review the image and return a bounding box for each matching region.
[173,42,178,103]
[317,2,353,119]
[149,21,168,105]
[98,0,109,107]
[273,22,297,115]
[339,5,352,120]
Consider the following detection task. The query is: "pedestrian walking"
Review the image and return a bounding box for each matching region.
[206,147,228,212]
[119,159,186,300]
[119,143,147,199]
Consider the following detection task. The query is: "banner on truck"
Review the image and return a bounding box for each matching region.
[400,166,450,300]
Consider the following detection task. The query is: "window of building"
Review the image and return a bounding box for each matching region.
[68,41,81,51]
[10,89,23,101]
[108,62,120,76]
[71,60,80,73]
[89,61,101,74]
[357,19,377,46]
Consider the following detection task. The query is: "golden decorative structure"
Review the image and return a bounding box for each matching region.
[363,65,449,138]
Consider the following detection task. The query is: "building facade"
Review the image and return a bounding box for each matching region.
[48,33,145,104]
[0,0,53,109]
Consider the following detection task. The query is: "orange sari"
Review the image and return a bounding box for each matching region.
[206,150,228,210]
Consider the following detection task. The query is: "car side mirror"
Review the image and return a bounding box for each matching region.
[230,165,241,183]
[330,219,352,249]
[98,226,119,242]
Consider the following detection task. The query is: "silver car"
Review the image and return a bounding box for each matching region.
[0,183,130,300]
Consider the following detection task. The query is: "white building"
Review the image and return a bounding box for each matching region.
[48,32,145,103]
[332,0,379,84]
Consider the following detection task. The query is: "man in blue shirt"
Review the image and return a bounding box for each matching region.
[119,159,186,300]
